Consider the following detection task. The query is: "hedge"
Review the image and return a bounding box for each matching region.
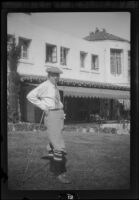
[8,122,47,132]
[8,122,129,135]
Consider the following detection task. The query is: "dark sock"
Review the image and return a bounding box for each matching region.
[50,158,67,176]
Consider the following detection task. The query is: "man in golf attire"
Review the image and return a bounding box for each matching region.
[26,66,70,184]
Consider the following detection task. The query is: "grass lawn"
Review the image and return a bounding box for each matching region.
[8,130,130,190]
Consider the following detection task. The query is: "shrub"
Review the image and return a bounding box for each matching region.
[102,127,117,134]
[111,128,117,134]
[8,122,47,132]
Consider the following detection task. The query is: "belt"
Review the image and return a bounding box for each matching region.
[49,108,63,111]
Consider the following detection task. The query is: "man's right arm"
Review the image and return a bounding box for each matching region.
[26,82,49,111]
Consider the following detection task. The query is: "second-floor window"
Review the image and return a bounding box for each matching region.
[80,51,87,68]
[128,51,130,80]
[19,37,31,59]
[46,43,57,63]
[91,54,99,70]
[60,47,69,66]
[7,34,14,50]
[110,49,123,75]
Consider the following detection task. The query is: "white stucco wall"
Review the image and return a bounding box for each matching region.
[7,13,130,87]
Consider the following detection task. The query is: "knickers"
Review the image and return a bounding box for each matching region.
[44,110,67,175]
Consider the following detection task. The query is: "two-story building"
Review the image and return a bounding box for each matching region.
[7,13,130,123]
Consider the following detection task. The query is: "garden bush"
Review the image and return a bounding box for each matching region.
[8,122,47,132]
[102,127,117,134]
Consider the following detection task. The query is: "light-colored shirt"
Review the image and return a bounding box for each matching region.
[26,80,63,111]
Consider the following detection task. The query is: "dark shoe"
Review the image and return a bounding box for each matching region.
[41,155,53,160]
[57,173,71,184]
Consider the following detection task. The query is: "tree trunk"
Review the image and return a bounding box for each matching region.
[7,71,21,123]
[7,36,21,123]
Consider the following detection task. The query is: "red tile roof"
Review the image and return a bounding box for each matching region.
[84,28,129,43]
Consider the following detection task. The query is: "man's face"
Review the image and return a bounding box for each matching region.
[49,73,60,85]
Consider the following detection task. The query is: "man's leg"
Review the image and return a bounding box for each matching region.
[50,150,70,184]
[46,143,54,158]
[45,111,70,183]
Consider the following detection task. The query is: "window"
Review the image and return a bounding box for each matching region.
[19,37,31,59]
[7,34,14,52]
[91,54,99,70]
[60,47,69,66]
[80,51,87,68]
[46,43,57,63]
[128,51,130,80]
[7,34,14,44]
[110,49,123,75]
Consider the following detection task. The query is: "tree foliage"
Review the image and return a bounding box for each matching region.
[7,35,21,123]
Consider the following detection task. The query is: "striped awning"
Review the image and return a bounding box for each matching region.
[58,86,130,99]
[20,74,130,91]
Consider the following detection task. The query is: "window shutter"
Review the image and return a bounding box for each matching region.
[117,51,121,75]
[63,48,66,65]
[52,46,57,62]
[23,44,28,58]
[45,45,47,62]
[46,45,51,62]
[110,51,115,74]
[64,49,67,65]
[91,55,99,70]
[91,55,94,69]
[19,38,30,59]
[61,47,69,65]
[80,53,84,68]
[128,51,130,78]
[96,56,99,70]
[60,47,63,64]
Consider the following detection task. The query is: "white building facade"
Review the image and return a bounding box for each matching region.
[7,13,130,123]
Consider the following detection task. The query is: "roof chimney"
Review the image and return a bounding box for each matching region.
[89,32,94,35]
[89,32,94,39]
[95,27,99,33]
[102,28,106,33]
